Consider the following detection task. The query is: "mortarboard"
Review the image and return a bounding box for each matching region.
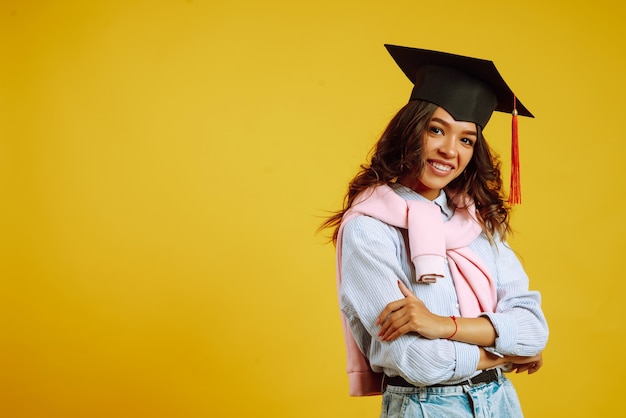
[384,44,532,204]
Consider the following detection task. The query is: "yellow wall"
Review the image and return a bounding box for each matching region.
[2,1,624,416]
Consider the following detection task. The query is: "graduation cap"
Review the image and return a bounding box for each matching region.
[384,44,532,204]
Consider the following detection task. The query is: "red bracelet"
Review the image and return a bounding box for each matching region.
[446,315,458,340]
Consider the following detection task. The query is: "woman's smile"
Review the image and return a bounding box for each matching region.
[427,159,455,174]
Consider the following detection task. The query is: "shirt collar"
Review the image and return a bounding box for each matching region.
[390,184,453,219]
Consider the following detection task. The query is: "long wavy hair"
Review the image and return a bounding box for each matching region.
[320,100,511,244]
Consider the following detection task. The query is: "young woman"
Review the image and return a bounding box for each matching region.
[322,45,549,417]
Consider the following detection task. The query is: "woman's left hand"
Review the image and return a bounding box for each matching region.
[509,352,544,374]
[376,280,451,341]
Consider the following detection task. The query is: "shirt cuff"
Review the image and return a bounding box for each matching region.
[480,312,519,354]
[451,341,479,380]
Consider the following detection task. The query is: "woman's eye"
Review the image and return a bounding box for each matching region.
[461,137,475,146]
[430,127,443,134]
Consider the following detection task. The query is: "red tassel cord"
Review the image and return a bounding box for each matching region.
[509,97,522,205]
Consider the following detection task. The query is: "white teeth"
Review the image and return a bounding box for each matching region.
[431,162,451,171]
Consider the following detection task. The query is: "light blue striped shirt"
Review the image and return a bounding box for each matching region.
[340,184,549,386]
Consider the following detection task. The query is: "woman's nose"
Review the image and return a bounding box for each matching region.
[438,138,457,158]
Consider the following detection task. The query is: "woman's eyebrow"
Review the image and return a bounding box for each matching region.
[430,117,450,126]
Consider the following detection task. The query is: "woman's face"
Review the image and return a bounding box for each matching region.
[408,106,477,199]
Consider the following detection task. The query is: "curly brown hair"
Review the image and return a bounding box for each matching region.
[320,100,511,243]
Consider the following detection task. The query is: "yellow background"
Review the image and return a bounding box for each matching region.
[1,1,624,417]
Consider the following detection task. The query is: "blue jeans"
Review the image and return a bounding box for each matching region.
[380,375,523,418]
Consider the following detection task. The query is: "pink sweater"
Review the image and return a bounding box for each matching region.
[336,185,496,396]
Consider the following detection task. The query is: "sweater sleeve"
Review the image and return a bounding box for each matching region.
[340,216,479,386]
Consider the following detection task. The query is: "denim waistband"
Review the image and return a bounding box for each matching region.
[383,369,503,394]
